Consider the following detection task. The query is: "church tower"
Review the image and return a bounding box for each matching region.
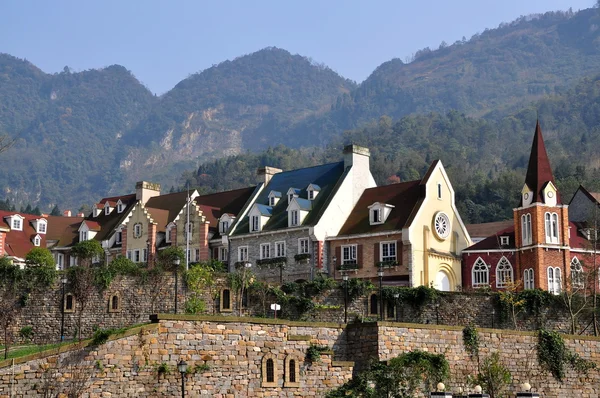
[514,121,570,293]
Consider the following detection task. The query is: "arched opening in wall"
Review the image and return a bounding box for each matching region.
[434,270,450,292]
[284,355,301,387]
[369,294,378,316]
[220,289,232,312]
[64,294,75,313]
[261,353,278,387]
[109,294,121,313]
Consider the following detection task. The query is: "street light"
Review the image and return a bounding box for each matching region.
[240,262,252,315]
[377,265,384,321]
[174,258,181,314]
[342,272,349,323]
[177,359,188,398]
[393,292,400,322]
[60,277,67,342]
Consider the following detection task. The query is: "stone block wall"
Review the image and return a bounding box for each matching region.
[0,317,353,398]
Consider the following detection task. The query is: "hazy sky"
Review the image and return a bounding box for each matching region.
[1,1,594,94]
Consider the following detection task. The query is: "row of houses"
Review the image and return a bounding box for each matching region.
[2,123,599,293]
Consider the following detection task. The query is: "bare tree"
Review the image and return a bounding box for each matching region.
[0,288,21,359]
[69,267,96,341]
[561,260,592,334]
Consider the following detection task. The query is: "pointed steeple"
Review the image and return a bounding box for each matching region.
[522,120,560,205]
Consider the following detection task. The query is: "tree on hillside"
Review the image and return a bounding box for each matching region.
[50,205,61,216]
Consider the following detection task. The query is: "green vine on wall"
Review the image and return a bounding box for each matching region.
[463,324,480,358]
[306,344,330,363]
[537,329,597,382]
[381,286,439,308]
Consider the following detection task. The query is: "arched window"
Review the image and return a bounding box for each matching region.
[369,294,378,316]
[284,355,301,387]
[495,257,513,288]
[524,268,534,290]
[109,294,121,312]
[261,354,278,387]
[521,214,532,246]
[570,258,584,289]
[472,257,489,288]
[545,212,559,244]
[220,289,232,312]
[548,267,562,295]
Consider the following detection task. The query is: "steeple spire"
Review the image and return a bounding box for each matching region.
[523,120,560,205]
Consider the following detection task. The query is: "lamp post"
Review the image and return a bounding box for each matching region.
[60,277,67,342]
[377,265,384,321]
[177,359,188,398]
[393,292,400,322]
[240,262,252,316]
[174,258,181,314]
[342,272,349,323]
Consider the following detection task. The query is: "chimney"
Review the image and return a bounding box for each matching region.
[135,181,161,205]
[63,210,72,217]
[343,144,370,168]
[256,166,282,185]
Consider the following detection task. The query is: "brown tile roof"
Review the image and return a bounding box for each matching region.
[144,208,170,233]
[0,211,48,260]
[46,215,84,248]
[466,220,514,239]
[522,121,561,205]
[463,225,515,251]
[145,191,191,226]
[197,205,221,228]
[337,180,422,236]
[195,186,256,216]
[85,194,137,241]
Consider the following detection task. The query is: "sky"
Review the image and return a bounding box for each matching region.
[0,0,594,95]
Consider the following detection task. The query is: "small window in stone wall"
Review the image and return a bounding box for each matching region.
[369,294,378,316]
[220,289,232,312]
[284,355,301,387]
[109,294,121,313]
[64,294,75,313]
[386,300,395,320]
[261,353,278,387]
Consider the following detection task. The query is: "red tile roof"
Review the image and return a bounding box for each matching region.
[145,191,191,227]
[523,121,560,205]
[463,226,515,251]
[0,211,48,260]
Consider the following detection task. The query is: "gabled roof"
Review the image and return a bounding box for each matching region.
[145,191,191,227]
[570,185,600,206]
[337,180,422,235]
[522,121,561,206]
[81,220,101,231]
[268,190,282,198]
[0,210,48,260]
[463,226,515,251]
[307,184,321,191]
[232,162,346,235]
[466,220,514,240]
[85,193,137,241]
[254,204,273,217]
[194,186,257,238]
[293,198,313,211]
[46,215,85,248]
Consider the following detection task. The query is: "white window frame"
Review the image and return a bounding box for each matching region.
[275,241,286,257]
[380,241,397,262]
[250,215,260,232]
[165,226,172,243]
[472,257,489,288]
[238,246,248,262]
[500,236,509,246]
[260,243,271,259]
[545,212,559,244]
[219,247,228,262]
[12,218,22,231]
[341,244,357,265]
[38,221,47,234]
[570,257,584,289]
[308,190,315,200]
[80,231,88,241]
[105,205,111,215]
[524,268,534,290]
[70,256,78,267]
[298,238,309,254]
[220,221,229,234]
[126,250,132,260]
[134,249,141,263]
[117,202,124,213]
[547,267,562,295]
[495,256,513,288]
[269,197,276,206]
[33,235,41,246]
[290,210,299,226]
[55,253,64,270]
[185,222,193,239]
[521,213,532,246]
[116,231,122,244]
[371,208,382,224]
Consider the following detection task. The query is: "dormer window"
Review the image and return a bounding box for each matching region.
[218,214,235,235]
[6,215,24,231]
[116,231,122,244]
[368,203,394,225]
[268,191,282,207]
[104,205,112,215]
[33,234,41,247]
[307,184,321,201]
[287,188,300,203]
[251,215,260,232]
[220,221,229,234]
[38,221,46,234]
[500,236,509,246]
[117,200,124,213]
[80,231,88,241]
[32,218,47,234]
[290,210,299,226]
[93,205,102,217]
[248,204,272,233]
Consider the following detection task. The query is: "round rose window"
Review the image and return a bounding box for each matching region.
[433,212,451,240]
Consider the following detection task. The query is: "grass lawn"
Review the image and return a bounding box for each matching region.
[0,342,68,360]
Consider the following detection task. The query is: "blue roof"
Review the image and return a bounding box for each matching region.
[288,188,301,196]
[255,204,273,216]
[308,184,321,191]
[295,198,312,211]
[233,161,346,235]
[269,190,282,198]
